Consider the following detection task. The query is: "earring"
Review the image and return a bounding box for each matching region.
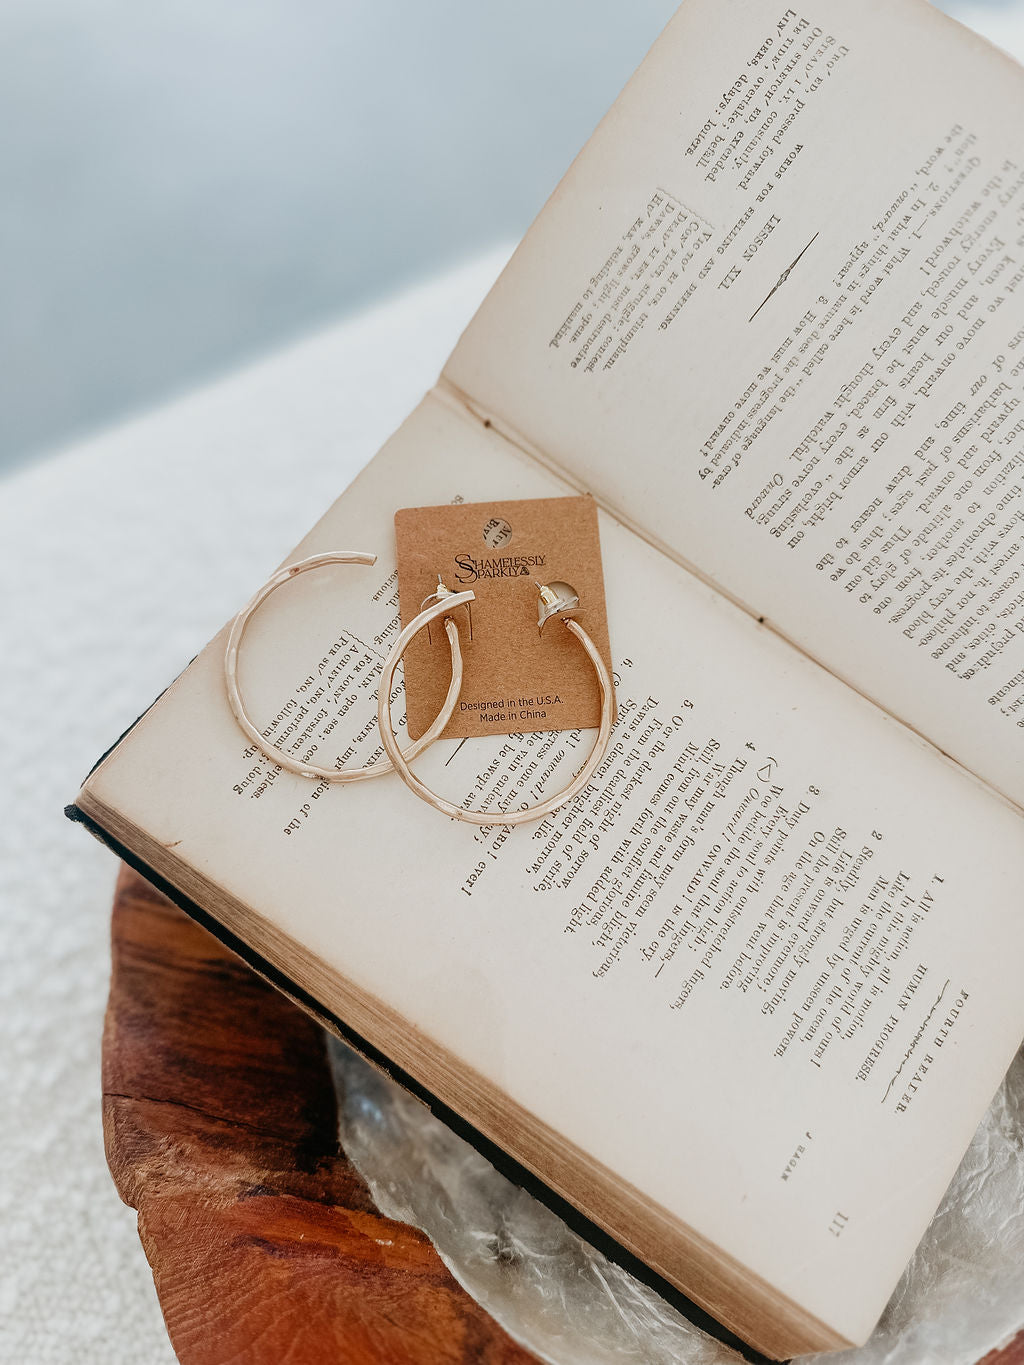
[224,551,474,782]
[377,580,614,825]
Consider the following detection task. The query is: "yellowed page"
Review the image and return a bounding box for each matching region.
[85,394,1024,1345]
[444,0,1024,809]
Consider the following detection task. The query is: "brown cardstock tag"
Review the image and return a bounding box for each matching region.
[395,495,615,740]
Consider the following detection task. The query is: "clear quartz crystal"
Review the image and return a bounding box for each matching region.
[330,1040,1024,1365]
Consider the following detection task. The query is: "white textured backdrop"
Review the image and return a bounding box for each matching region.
[0,250,510,1364]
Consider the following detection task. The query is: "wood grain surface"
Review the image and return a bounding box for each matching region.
[985,1333,1024,1365]
[103,865,537,1365]
[102,864,1024,1365]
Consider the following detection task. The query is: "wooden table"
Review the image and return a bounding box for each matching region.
[103,866,536,1364]
[103,866,1024,1365]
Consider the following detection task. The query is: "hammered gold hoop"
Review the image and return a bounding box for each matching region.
[378,582,614,826]
[224,551,469,783]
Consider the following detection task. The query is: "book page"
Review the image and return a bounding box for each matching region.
[84,394,1024,1345]
[443,0,1024,810]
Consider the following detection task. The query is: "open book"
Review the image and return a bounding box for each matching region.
[71,1,1024,1356]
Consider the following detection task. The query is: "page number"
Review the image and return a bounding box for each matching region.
[828,1211,849,1238]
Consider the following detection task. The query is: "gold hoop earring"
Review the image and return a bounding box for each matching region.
[378,581,614,825]
[224,552,473,783]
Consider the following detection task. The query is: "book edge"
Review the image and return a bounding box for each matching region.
[67,795,854,1361]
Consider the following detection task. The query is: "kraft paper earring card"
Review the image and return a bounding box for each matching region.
[394,495,615,740]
